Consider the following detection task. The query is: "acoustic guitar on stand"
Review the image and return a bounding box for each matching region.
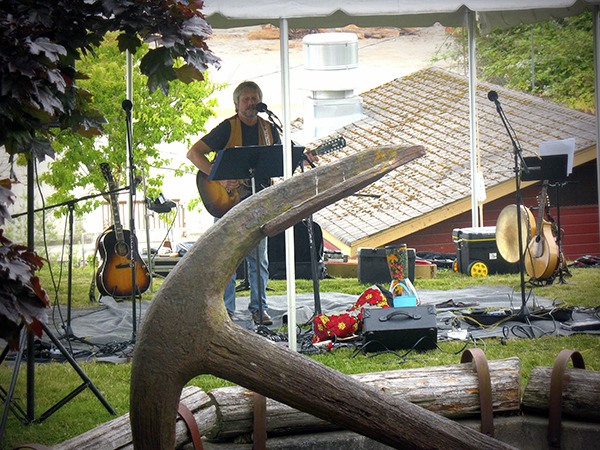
[96,162,150,297]
[524,181,560,280]
[196,136,346,218]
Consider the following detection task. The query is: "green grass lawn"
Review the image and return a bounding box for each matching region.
[1,265,599,448]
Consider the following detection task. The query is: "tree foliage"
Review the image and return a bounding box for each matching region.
[40,34,220,215]
[0,229,50,350]
[440,12,594,112]
[0,0,220,160]
[478,12,594,112]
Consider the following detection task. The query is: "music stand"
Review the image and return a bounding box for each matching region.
[210,144,305,325]
[522,154,569,183]
[522,154,570,283]
[209,144,305,181]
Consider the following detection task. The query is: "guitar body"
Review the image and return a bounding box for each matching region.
[196,136,347,218]
[524,182,560,280]
[196,171,249,218]
[525,220,559,280]
[96,228,151,297]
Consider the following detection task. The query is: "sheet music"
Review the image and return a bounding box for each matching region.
[538,138,575,175]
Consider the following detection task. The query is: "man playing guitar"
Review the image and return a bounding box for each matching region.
[187,81,280,325]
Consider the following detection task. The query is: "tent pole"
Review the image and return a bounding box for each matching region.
[279,18,298,352]
[594,6,600,239]
[467,9,480,228]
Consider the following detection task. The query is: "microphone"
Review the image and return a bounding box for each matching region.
[487,90,499,103]
[122,99,133,112]
[255,102,268,113]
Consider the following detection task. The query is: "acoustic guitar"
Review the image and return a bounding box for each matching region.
[96,163,150,297]
[524,181,560,280]
[196,136,346,218]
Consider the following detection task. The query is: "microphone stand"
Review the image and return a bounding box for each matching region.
[259,107,323,316]
[123,99,139,341]
[488,92,533,323]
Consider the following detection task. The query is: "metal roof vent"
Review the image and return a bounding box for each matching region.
[302,33,363,139]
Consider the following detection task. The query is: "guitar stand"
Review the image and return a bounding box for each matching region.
[523,154,570,287]
[235,260,250,292]
[550,181,572,284]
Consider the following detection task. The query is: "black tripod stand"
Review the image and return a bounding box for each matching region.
[1,159,116,442]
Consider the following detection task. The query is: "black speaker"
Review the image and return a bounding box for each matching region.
[267,220,325,279]
[362,306,437,352]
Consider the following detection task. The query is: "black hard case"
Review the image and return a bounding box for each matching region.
[362,306,437,352]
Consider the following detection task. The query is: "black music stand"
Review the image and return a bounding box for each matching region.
[522,154,570,283]
[522,154,569,183]
[209,144,305,181]
[210,144,305,325]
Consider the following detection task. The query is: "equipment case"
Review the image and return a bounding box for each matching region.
[362,306,437,352]
[452,226,519,276]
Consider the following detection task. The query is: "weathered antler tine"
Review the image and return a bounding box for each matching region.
[130,145,514,449]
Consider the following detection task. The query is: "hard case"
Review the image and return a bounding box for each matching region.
[361,306,437,352]
[452,226,519,275]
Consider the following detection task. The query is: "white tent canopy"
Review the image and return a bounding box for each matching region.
[200,1,600,349]
[204,1,597,31]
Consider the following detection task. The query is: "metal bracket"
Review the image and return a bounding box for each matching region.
[178,402,204,450]
[461,348,494,437]
[548,349,585,449]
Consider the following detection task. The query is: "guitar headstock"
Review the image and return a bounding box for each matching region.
[100,162,118,190]
[310,136,346,156]
[100,162,113,183]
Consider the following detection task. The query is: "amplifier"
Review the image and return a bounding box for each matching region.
[362,306,437,352]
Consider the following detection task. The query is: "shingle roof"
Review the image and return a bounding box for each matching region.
[307,67,596,255]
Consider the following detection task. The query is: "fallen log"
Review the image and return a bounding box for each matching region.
[53,386,215,450]
[522,366,600,421]
[205,357,521,440]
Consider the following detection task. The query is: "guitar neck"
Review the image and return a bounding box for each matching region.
[307,136,346,157]
[534,181,549,238]
[100,163,125,243]
[109,191,125,242]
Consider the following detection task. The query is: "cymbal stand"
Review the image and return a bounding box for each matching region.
[488,91,533,322]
